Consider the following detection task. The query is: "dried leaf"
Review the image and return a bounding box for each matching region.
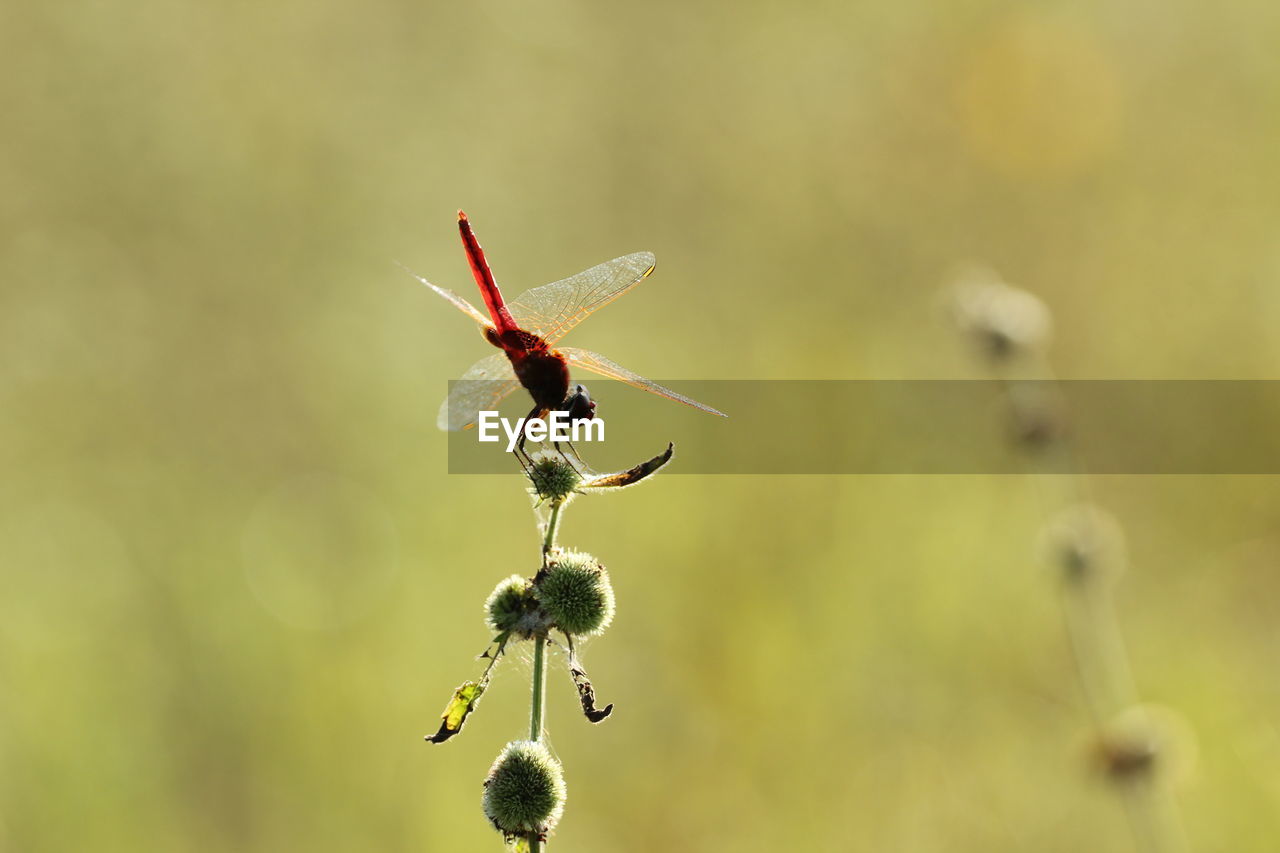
[584,442,674,489]
[564,633,613,723]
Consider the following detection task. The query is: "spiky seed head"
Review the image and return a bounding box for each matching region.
[484,574,549,638]
[950,267,1052,362]
[1038,504,1125,585]
[535,550,615,637]
[482,740,566,838]
[527,451,581,505]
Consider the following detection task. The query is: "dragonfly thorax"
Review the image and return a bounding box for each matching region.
[486,326,549,356]
[512,348,571,410]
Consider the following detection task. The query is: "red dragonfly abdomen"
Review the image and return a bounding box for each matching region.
[458,210,518,335]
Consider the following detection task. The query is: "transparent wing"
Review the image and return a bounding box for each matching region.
[508,252,656,345]
[400,262,494,330]
[560,348,727,418]
[437,353,520,431]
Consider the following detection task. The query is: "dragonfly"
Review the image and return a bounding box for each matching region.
[407,211,726,438]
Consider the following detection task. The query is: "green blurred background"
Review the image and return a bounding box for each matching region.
[3,1,1279,850]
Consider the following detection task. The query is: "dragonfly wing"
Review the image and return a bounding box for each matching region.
[401,262,495,330]
[560,347,727,417]
[437,353,520,431]
[508,252,656,345]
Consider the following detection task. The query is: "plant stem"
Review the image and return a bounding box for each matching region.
[528,500,563,853]
[530,636,547,742]
[542,501,563,555]
[534,503,562,742]
[528,637,548,853]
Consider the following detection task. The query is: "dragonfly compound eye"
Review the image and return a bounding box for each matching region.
[482,740,566,838]
[534,550,615,637]
[564,385,596,422]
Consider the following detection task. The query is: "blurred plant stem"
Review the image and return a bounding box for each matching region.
[1027,464,1139,724]
[1002,355,1187,853]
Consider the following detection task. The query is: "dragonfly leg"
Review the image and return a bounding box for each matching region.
[514,403,549,477]
[549,384,595,475]
[552,439,586,476]
[513,446,535,479]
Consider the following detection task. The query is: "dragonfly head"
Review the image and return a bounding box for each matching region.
[564,384,597,421]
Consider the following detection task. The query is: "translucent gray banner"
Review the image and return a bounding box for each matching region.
[443,381,1280,474]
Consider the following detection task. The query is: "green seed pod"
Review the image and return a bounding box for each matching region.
[484,574,547,638]
[527,450,582,505]
[535,550,615,637]
[482,740,566,838]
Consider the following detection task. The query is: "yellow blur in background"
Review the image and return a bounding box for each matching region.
[3,1,1280,851]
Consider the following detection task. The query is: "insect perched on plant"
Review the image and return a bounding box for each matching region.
[406,211,726,443]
